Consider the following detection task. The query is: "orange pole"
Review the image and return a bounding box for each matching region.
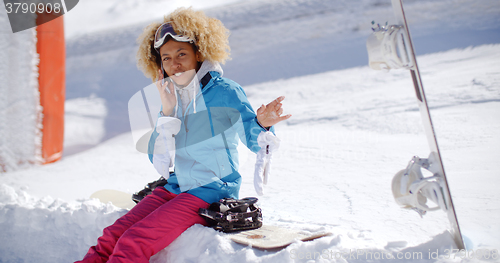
[36,14,65,164]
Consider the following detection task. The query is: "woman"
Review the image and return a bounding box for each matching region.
[76,7,290,262]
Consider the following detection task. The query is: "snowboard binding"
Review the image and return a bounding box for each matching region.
[367,22,414,71]
[392,154,449,217]
[199,197,263,233]
[132,176,168,203]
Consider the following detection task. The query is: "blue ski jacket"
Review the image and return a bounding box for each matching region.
[148,68,274,204]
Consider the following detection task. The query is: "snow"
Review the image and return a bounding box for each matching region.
[1,0,500,262]
[0,10,41,172]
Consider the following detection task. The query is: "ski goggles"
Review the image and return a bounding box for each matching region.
[154,23,194,50]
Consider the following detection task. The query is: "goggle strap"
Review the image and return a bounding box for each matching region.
[154,23,194,50]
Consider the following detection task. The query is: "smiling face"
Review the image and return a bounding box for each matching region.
[159,40,200,86]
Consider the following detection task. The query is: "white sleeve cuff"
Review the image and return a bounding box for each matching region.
[152,117,182,175]
[254,131,280,195]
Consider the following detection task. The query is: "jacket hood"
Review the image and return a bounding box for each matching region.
[173,60,223,116]
[198,60,223,82]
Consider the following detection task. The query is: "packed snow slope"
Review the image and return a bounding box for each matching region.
[1,0,500,262]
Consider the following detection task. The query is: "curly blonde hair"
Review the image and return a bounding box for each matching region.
[136,7,231,82]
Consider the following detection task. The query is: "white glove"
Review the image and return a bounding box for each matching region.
[254,131,280,196]
[152,117,181,177]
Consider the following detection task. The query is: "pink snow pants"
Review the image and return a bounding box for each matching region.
[75,187,209,263]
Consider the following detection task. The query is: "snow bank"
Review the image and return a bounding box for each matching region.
[0,183,467,263]
[0,184,125,262]
[0,8,41,172]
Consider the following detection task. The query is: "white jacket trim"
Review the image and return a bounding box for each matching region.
[152,117,182,178]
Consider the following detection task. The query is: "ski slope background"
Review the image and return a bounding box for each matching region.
[1,0,500,262]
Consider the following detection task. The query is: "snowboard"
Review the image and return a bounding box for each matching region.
[367,0,465,250]
[229,224,331,250]
[90,189,136,209]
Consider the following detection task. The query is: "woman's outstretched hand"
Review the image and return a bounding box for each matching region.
[156,69,177,116]
[256,96,292,128]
